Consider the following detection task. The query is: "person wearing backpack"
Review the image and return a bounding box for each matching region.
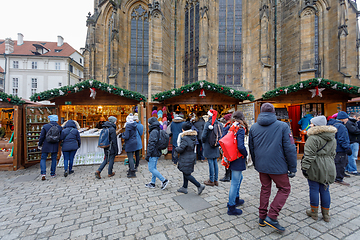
[120,114,138,178]
[201,109,223,186]
[133,113,144,171]
[221,111,248,215]
[38,115,62,181]
[175,122,205,195]
[60,120,81,177]
[145,117,169,190]
[95,116,118,179]
[193,112,205,161]
[170,113,185,164]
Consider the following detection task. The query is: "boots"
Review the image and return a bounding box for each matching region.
[235,197,245,207]
[306,205,318,220]
[95,171,101,179]
[220,168,231,182]
[127,169,136,178]
[227,203,243,215]
[321,207,330,222]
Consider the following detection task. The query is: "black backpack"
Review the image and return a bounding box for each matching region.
[208,123,222,148]
[45,123,61,143]
[157,130,169,150]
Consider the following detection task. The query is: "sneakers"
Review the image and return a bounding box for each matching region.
[259,218,266,227]
[349,172,360,176]
[95,171,101,179]
[69,170,74,174]
[198,184,205,195]
[145,182,156,189]
[41,175,46,181]
[335,180,350,186]
[51,174,56,178]
[177,187,188,194]
[264,216,285,232]
[161,179,169,190]
[64,171,68,177]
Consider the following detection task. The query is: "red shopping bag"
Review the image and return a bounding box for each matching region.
[219,125,244,162]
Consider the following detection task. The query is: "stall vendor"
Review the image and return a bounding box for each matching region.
[298,111,315,131]
[96,117,106,129]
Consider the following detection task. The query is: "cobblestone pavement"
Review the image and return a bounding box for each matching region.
[1,157,360,240]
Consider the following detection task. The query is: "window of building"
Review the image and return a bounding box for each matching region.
[314,14,321,78]
[55,62,61,70]
[31,89,36,95]
[54,49,62,52]
[32,62,37,69]
[12,78,18,96]
[129,5,149,96]
[31,78,37,88]
[58,82,62,87]
[184,1,200,85]
[12,88,18,96]
[69,65,73,73]
[218,0,242,86]
[13,61,19,69]
[80,58,82,64]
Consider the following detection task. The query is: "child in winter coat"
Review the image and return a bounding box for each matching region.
[175,122,205,195]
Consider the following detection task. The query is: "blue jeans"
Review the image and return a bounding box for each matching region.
[148,157,165,184]
[346,142,359,173]
[207,158,218,182]
[98,151,115,175]
[40,152,58,176]
[308,179,331,208]
[228,170,243,206]
[63,150,77,172]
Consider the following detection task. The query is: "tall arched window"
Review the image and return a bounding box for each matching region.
[184,1,200,85]
[218,0,242,86]
[129,5,149,96]
[314,14,321,77]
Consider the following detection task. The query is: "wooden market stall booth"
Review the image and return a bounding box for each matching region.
[30,79,146,166]
[149,80,255,158]
[258,78,360,153]
[0,92,25,171]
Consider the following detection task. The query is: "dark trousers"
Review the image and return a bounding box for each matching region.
[183,173,201,188]
[259,173,291,220]
[135,150,140,168]
[98,152,116,175]
[334,152,348,182]
[197,140,204,160]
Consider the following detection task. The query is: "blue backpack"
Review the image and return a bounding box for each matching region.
[98,127,110,148]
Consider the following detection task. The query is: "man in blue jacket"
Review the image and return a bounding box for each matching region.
[298,112,315,131]
[249,103,297,232]
[328,111,352,185]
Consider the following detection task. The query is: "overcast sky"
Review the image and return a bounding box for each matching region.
[0,0,94,52]
[1,1,359,53]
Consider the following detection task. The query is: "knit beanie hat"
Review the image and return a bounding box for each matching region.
[223,113,232,121]
[48,115,58,122]
[108,116,117,124]
[260,103,275,113]
[182,121,192,131]
[133,113,139,121]
[311,116,327,126]
[126,113,134,123]
[148,117,158,125]
[337,111,349,120]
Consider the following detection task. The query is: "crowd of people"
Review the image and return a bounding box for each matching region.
[37,103,359,233]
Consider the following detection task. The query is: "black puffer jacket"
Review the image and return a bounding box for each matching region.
[146,120,162,159]
[345,117,360,144]
[175,130,197,175]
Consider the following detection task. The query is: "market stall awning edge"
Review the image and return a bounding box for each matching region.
[262,78,360,100]
[30,79,147,103]
[0,92,25,105]
[151,80,255,102]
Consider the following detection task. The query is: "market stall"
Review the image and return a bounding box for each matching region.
[0,92,25,171]
[260,78,360,153]
[30,79,146,166]
[150,80,254,158]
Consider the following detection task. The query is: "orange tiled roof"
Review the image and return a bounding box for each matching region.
[0,40,76,57]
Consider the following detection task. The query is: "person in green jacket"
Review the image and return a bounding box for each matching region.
[301,116,337,222]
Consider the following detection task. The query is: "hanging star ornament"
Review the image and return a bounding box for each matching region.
[309,86,325,98]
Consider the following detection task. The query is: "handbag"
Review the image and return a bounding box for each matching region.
[219,125,244,162]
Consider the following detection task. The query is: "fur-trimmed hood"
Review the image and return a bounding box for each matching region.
[177,130,197,146]
[307,125,337,141]
[173,117,185,123]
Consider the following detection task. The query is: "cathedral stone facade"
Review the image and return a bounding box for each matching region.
[83,0,360,99]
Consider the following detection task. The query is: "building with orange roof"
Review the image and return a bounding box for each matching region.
[0,34,84,100]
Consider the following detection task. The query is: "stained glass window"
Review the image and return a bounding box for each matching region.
[218,0,242,86]
[184,1,200,85]
[129,5,149,96]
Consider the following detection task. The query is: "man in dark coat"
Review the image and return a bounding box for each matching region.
[145,117,169,190]
[121,114,138,178]
[249,103,297,232]
[38,115,63,180]
[345,113,360,175]
[193,112,205,161]
[328,111,352,185]
[95,116,118,179]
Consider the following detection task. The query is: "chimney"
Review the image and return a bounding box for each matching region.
[5,38,14,54]
[17,33,23,45]
[57,36,64,47]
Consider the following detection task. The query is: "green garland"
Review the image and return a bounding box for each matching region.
[0,92,25,105]
[152,80,255,102]
[262,78,360,100]
[30,79,147,102]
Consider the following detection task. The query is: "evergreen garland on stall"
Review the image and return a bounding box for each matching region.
[0,92,25,105]
[262,78,360,99]
[30,79,147,102]
[152,80,255,102]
